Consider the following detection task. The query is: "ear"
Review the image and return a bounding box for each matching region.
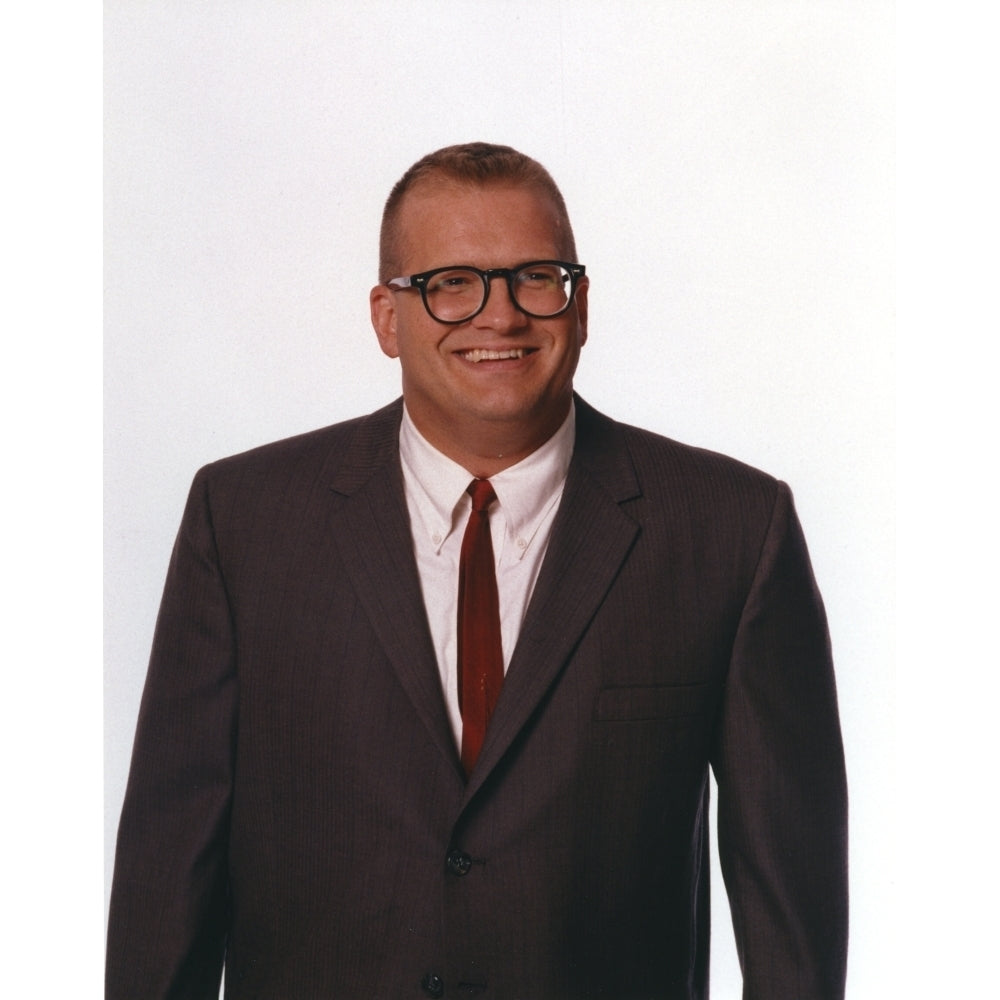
[370,284,400,358]
[574,276,589,347]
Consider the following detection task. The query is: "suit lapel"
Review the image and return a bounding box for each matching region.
[328,401,462,775]
[465,400,641,799]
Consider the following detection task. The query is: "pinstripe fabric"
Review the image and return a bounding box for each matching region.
[107,396,847,1000]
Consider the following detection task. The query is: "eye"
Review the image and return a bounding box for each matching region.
[516,265,564,288]
[427,269,480,294]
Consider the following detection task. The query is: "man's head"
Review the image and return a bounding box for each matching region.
[370,143,588,476]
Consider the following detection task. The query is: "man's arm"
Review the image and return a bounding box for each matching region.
[713,482,849,999]
[107,470,236,1000]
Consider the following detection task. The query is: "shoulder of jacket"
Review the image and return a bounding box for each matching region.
[192,399,403,486]
[575,396,780,500]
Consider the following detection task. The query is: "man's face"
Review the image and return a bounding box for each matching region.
[370,181,588,461]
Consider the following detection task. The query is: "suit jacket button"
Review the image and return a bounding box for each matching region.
[421,972,445,997]
[446,849,472,876]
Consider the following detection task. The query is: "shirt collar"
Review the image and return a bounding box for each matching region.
[399,403,575,558]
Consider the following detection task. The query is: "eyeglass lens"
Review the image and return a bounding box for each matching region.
[424,264,574,322]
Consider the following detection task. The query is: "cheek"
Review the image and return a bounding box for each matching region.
[396,329,445,372]
[557,325,586,363]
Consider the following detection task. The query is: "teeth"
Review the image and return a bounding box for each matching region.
[462,348,526,363]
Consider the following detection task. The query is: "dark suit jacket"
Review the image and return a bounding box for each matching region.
[107,397,848,1000]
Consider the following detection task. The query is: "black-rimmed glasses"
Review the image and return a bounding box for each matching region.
[386,260,586,324]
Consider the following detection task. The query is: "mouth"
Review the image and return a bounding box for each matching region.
[458,348,533,363]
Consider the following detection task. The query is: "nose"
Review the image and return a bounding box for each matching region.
[472,273,529,331]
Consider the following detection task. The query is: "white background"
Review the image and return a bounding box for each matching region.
[17,2,995,997]
[103,2,893,996]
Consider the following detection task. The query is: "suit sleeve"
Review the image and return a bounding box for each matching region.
[106,470,236,1000]
[712,482,848,1000]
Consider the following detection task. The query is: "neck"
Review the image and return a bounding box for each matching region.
[405,406,570,479]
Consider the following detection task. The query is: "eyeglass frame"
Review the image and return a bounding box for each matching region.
[385,260,587,324]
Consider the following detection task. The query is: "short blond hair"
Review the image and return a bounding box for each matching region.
[378,142,578,283]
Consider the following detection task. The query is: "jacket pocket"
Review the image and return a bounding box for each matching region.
[594,682,716,722]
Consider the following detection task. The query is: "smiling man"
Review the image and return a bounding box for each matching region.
[107,143,848,1000]
[370,170,587,478]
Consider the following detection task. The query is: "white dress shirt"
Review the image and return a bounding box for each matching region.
[399,404,575,746]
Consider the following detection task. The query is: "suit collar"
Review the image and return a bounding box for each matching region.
[328,397,405,497]
[328,394,638,502]
[567,394,641,504]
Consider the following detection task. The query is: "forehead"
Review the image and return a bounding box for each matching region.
[394,180,566,271]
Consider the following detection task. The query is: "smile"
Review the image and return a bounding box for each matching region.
[459,348,530,363]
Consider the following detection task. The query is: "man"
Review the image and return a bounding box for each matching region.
[107,142,848,999]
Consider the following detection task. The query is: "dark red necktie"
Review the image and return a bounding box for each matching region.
[458,479,504,776]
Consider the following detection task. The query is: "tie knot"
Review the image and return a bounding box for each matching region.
[467,479,497,513]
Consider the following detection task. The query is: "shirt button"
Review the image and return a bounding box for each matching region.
[421,973,445,997]
[516,537,527,549]
[432,532,443,546]
[446,848,472,876]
